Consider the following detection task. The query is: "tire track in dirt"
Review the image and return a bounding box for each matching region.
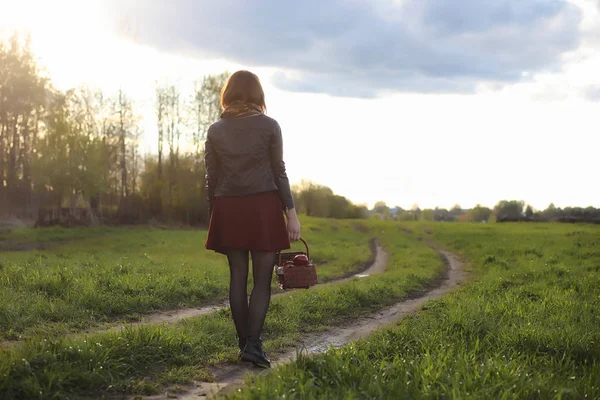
[101,240,387,334]
[142,243,467,400]
[0,240,386,348]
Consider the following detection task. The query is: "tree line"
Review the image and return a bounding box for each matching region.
[0,34,226,225]
[292,181,367,219]
[369,201,600,224]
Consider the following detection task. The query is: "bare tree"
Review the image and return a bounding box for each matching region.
[156,85,166,180]
[117,89,131,198]
[129,126,142,195]
[164,84,181,209]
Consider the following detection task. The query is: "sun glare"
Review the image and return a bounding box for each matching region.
[0,0,123,90]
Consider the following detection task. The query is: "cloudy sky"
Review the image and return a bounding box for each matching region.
[1,0,599,209]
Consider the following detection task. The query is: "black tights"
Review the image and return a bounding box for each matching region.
[226,249,276,344]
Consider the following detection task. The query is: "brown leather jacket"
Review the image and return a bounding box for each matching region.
[204,114,295,214]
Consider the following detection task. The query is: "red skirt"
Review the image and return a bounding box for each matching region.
[205,191,291,254]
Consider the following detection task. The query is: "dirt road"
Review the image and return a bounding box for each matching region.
[142,244,466,400]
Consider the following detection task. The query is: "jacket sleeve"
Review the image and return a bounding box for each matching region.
[270,122,295,211]
[204,131,219,216]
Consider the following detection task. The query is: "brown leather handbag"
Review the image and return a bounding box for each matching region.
[275,238,318,289]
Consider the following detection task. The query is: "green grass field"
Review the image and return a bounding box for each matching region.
[231,222,600,400]
[0,218,448,399]
[0,218,374,341]
[4,221,596,399]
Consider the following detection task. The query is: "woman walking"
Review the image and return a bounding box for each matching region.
[204,70,301,368]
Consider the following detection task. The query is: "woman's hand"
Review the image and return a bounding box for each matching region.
[286,208,301,241]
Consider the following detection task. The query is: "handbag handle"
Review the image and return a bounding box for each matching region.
[278,237,310,266]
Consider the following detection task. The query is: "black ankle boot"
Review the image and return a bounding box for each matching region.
[238,336,247,351]
[237,336,247,359]
[241,338,271,368]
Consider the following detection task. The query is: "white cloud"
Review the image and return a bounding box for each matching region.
[112,0,583,97]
